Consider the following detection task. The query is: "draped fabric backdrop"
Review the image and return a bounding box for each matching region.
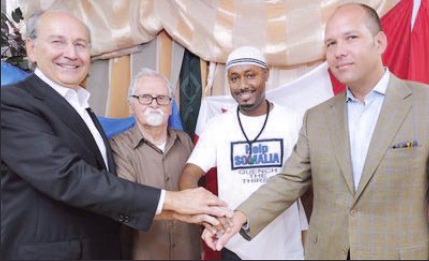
[6,0,401,137]
[8,0,400,102]
[8,0,399,63]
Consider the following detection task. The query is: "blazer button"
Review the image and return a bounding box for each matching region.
[350,209,357,216]
[123,215,130,223]
[119,214,130,223]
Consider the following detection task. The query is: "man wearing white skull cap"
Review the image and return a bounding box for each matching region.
[180,46,308,260]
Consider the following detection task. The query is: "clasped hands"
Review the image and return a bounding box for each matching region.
[160,187,247,251]
[200,210,247,251]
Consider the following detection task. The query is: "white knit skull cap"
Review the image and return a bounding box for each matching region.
[226,46,267,70]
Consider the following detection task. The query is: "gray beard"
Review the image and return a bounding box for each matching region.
[143,110,164,126]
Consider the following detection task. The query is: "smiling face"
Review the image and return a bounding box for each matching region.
[26,11,91,89]
[324,4,386,91]
[227,64,269,115]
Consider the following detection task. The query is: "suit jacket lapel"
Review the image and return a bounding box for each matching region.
[328,93,355,194]
[353,75,412,201]
[28,74,107,170]
[87,108,116,173]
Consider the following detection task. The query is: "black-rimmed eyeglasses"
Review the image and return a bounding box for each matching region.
[131,94,172,105]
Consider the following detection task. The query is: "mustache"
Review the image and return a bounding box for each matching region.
[144,108,165,115]
[235,88,255,94]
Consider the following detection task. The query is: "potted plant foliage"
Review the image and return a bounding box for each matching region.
[1,7,30,72]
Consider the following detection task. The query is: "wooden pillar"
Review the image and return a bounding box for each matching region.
[104,30,177,118]
[200,59,208,93]
[106,55,131,118]
[157,30,172,80]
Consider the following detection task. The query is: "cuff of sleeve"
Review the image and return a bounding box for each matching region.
[239,222,252,241]
[155,189,165,214]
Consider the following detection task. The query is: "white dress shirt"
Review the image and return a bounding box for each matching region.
[35,69,165,213]
[35,69,109,170]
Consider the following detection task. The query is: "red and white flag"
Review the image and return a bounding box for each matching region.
[331,0,429,92]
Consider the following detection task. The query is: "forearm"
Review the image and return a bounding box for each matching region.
[179,163,204,190]
[154,210,174,220]
[179,176,199,189]
[234,210,248,228]
[161,187,232,219]
[162,190,181,212]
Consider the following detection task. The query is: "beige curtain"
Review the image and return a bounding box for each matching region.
[15,0,399,64]
[9,0,400,113]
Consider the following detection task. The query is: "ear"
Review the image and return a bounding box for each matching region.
[128,102,135,115]
[263,68,270,82]
[376,31,387,55]
[167,104,173,116]
[25,39,37,63]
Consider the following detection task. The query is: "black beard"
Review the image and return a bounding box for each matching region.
[239,104,255,112]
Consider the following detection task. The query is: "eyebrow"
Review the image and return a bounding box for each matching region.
[46,34,89,43]
[324,30,360,43]
[324,39,332,45]
[47,35,65,39]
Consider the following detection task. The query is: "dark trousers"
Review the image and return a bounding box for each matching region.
[221,248,241,260]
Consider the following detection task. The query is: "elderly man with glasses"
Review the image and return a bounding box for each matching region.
[109,68,202,260]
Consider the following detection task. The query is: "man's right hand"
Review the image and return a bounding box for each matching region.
[201,210,247,251]
[170,210,232,228]
[163,187,233,217]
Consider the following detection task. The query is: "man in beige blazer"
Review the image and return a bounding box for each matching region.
[202,3,429,260]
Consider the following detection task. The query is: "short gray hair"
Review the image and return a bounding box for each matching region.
[25,10,43,40]
[128,68,174,103]
[25,9,91,42]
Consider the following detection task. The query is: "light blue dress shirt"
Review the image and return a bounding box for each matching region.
[347,69,390,190]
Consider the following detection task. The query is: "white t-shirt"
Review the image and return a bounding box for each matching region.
[188,102,308,260]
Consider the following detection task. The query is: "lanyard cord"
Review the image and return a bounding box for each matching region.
[236,100,270,164]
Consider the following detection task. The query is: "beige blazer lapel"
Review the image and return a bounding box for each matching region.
[353,75,412,202]
[328,93,355,194]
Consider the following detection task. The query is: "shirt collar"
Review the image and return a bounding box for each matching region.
[130,124,146,149]
[346,68,390,102]
[35,68,91,108]
[129,124,178,152]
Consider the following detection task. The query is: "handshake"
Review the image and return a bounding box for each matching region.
[159,187,246,251]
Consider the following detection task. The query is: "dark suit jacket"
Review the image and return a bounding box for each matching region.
[1,74,161,260]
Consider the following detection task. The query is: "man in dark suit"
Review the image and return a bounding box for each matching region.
[1,10,231,260]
